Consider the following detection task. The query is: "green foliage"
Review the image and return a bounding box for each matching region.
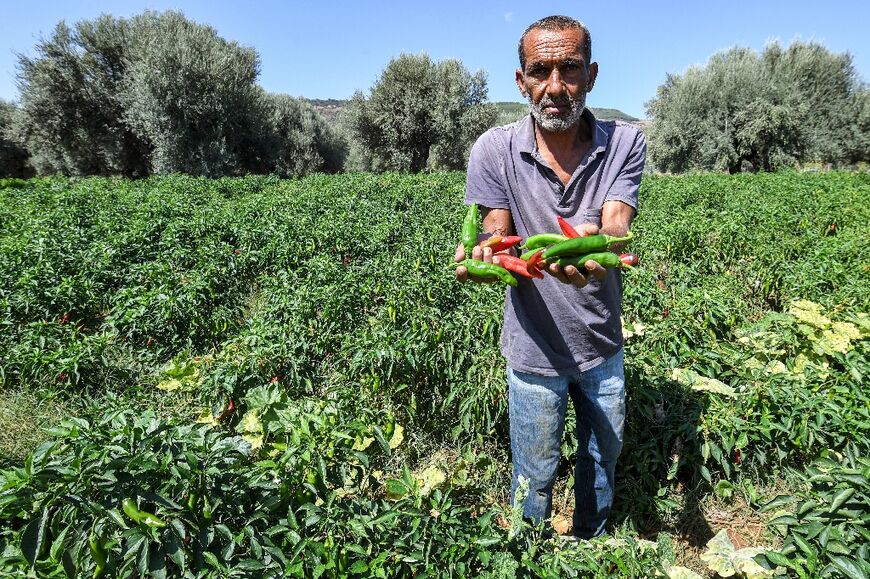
[761,448,870,579]
[11,16,151,176]
[0,100,32,178]
[10,11,343,178]
[263,93,346,176]
[0,171,868,575]
[120,11,264,176]
[646,41,869,172]
[343,53,496,172]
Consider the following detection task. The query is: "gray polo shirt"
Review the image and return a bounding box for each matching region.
[465,109,646,375]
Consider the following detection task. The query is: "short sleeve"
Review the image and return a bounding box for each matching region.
[604,130,646,211]
[465,131,511,210]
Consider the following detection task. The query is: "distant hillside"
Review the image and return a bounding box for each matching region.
[307,99,640,127]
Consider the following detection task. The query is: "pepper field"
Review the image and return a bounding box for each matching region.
[0,172,868,578]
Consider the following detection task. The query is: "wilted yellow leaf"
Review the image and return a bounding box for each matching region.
[195,408,220,427]
[242,433,263,451]
[237,410,263,435]
[672,369,736,397]
[388,424,404,449]
[416,465,446,497]
[352,436,375,451]
[156,378,183,392]
[764,360,788,375]
[832,321,862,341]
[700,530,736,576]
[733,549,774,578]
[666,566,703,579]
[819,329,852,355]
[789,300,831,329]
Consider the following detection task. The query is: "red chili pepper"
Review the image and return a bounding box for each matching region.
[217,399,236,422]
[734,449,741,464]
[478,235,503,250]
[526,249,545,278]
[496,255,536,279]
[619,253,639,267]
[557,217,581,238]
[486,236,523,253]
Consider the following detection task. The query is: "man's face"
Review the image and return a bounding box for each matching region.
[516,28,598,133]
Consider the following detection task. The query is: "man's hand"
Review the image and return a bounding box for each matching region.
[455,207,513,284]
[454,241,502,283]
[544,223,607,288]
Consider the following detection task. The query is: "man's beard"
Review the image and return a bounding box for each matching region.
[527,93,585,133]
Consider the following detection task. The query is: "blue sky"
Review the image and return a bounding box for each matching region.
[1,1,868,119]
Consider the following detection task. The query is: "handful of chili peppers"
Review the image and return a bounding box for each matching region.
[455,205,638,286]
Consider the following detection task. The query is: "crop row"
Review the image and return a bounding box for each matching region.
[0,172,868,576]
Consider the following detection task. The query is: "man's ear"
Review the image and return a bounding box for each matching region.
[586,62,599,92]
[515,68,526,97]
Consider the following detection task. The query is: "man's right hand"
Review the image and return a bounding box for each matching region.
[454,242,501,283]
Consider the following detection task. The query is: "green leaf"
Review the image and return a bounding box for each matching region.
[763,551,794,569]
[237,560,267,570]
[829,487,855,513]
[829,555,867,579]
[769,514,799,527]
[49,525,69,561]
[385,479,408,500]
[21,507,50,565]
[715,480,734,499]
[370,511,400,526]
[348,560,369,573]
[148,543,167,579]
[165,521,186,572]
[203,551,223,570]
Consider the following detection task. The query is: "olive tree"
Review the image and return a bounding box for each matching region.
[11,10,344,178]
[11,16,150,176]
[344,53,495,172]
[646,41,868,172]
[120,11,264,176]
[0,100,32,178]
[264,93,346,176]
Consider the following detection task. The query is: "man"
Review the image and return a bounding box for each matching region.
[454,15,645,539]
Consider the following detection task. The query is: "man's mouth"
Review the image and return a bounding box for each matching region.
[540,100,570,115]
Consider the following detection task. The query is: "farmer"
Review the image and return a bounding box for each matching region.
[454,15,646,538]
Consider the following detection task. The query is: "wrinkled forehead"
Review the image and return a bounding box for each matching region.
[522,28,587,66]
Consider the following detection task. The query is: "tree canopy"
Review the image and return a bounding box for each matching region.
[343,53,496,172]
[646,41,869,173]
[9,11,343,178]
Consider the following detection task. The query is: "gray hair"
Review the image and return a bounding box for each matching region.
[518,15,592,71]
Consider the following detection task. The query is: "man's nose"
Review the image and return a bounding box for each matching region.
[546,69,565,96]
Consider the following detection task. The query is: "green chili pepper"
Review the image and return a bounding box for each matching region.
[521,233,568,250]
[89,531,107,578]
[554,251,624,269]
[542,231,633,260]
[458,259,518,287]
[461,204,479,258]
[202,495,213,523]
[187,490,199,511]
[121,498,166,528]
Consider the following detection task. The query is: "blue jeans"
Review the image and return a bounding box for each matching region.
[508,348,625,539]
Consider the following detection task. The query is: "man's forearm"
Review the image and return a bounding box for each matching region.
[600,200,635,251]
